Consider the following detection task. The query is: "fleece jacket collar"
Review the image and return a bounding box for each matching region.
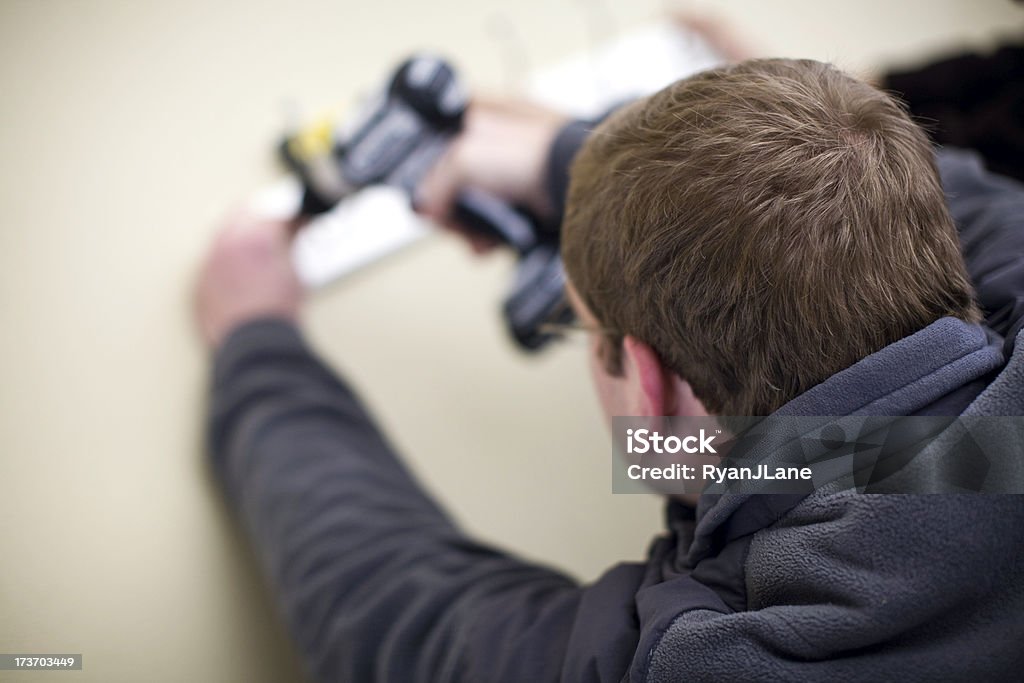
[686,317,1006,565]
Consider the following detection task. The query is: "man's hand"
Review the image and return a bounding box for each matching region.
[195,213,304,348]
[415,98,568,253]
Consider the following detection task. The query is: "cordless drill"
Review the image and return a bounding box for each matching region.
[279,55,573,350]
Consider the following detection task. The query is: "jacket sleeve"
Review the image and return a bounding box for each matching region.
[206,318,642,682]
[937,148,1024,347]
[544,119,598,230]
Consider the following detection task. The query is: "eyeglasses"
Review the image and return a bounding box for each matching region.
[535,296,619,344]
[538,319,619,340]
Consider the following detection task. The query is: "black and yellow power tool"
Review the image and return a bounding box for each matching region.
[280,54,572,350]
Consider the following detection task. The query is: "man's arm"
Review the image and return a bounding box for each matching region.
[209,318,591,681]
[414,104,602,241]
[196,217,647,682]
[936,148,1024,348]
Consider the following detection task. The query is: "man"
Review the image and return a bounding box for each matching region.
[197,59,1024,681]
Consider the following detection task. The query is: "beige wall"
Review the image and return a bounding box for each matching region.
[1,1,1019,681]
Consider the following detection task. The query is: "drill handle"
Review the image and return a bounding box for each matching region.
[452,188,541,255]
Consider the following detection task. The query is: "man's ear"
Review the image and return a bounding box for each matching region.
[622,335,711,417]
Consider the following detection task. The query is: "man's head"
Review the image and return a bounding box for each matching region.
[562,58,979,420]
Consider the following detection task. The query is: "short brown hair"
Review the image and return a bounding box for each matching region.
[562,58,979,416]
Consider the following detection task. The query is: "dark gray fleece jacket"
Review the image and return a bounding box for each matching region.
[208,147,1024,682]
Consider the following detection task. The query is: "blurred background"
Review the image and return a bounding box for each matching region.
[1,0,1020,681]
